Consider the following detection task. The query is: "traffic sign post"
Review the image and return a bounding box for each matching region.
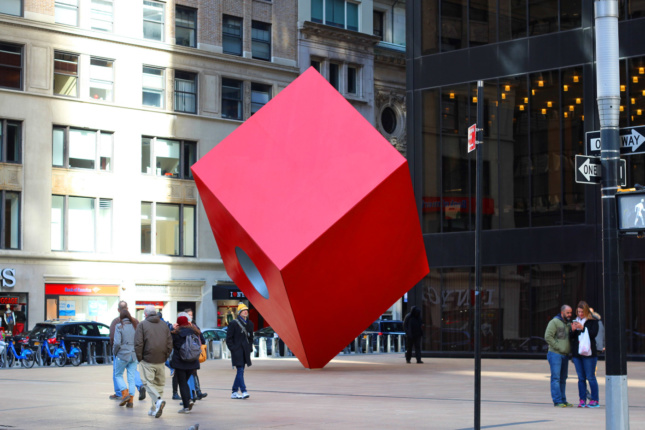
[586,125,645,156]
[575,155,626,186]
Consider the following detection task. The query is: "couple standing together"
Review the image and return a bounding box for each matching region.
[545,301,602,408]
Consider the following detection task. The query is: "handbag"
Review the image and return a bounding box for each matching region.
[199,344,208,363]
[578,327,592,356]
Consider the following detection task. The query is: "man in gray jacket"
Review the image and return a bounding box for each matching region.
[544,304,580,407]
[135,305,173,418]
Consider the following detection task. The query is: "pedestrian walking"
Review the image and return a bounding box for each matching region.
[109,301,145,401]
[171,315,202,413]
[226,303,254,399]
[113,309,138,408]
[186,308,208,400]
[403,306,424,364]
[134,305,173,418]
[544,304,574,407]
[571,301,600,408]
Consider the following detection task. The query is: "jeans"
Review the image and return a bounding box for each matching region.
[113,356,143,396]
[572,356,599,402]
[547,351,569,404]
[232,365,246,392]
[114,357,138,395]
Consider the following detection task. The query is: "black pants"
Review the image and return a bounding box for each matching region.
[175,369,193,408]
[406,336,422,363]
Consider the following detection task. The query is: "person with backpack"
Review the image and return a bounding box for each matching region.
[113,309,138,409]
[171,315,202,413]
[226,303,254,399]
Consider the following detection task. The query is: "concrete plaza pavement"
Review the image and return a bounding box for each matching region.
[1,353,645,429]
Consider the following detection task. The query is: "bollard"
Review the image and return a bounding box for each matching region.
[398,335,403,352]
[0,342,6,368]
[376,335,381,353]
[102,342,112,365]
[386,335,392,353]
[258,338,268,358]
[271,338,279,358]
[87,342,97,365]
[353,337,360,354]
[221,341,230,360]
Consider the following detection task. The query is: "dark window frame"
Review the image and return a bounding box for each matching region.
[0,0,22,17]
[251,20,271,61]
[141,136,196,180]
[52,125,113,171]
[0,42,23,90]
[0,190,20,250]
[140,201,196,257]
[51,195,112,253]
[54,51,79,97]
[175,5,197,48]
[221,78,243,120]
[0,119,22,163]
[251,82,272,115]
[223,15,243,56]
[174,70,198,114]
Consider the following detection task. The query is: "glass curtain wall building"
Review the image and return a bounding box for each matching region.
[407,0,645,358]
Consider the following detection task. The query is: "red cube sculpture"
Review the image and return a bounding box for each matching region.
[192,68,429,368]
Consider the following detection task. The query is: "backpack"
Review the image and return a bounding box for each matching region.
[595,320,605,352]
[179,333,202,362]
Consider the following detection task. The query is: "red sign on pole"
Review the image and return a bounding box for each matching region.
[468,124,477,153]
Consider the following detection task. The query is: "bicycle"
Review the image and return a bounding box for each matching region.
[35,336,69,367]
[59,338,82,367]
[4,336,36,368]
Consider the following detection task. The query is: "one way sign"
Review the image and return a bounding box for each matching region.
[575,155,627,185]
[586,126,645,156]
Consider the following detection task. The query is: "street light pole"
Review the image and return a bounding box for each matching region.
[594,1,629,428]
[474,80,483,430]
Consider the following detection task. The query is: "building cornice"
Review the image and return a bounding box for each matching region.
[299,21,381,51]
[375,45,406,67]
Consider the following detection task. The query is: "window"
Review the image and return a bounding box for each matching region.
[252,21,271,61]
[373,10,384,40]
[51,195,112,252]
[311,0,359,31]
[141,136,196,179]
[223,15,243,56]
[54,52,78,97]
[0,119,22,163]
[142,66,164,108]
[0,43,22,90]
[251,83,271,115]
[174,71,197,114]
[347,66,357,95]
[89,58,114,102]
[56,0,78,26]
[52,126,113,171]
[222,78,242,120]
[0,191,20,250]
[91,0,113,32]
[311,60,321,72]
[143,0,164,41]
[141,202,195,256]
[0,0,21,16]
[176,6,197,47]
[329,63,340,90]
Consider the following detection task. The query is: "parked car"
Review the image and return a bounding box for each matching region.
[26,320,111,364]
[202,328,227,342]
[362,320,406,352]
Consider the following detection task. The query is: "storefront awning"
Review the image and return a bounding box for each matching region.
[212,283,245,300]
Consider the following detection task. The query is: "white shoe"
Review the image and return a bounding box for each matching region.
[231,392,243,399]
[154,399,166,418]
[241,391,250,399]
[148,410,155,416]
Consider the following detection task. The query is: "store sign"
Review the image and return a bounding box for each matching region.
[212,285,245,300]
[136,301,164,308]
[45,284,120,296]
[0,296,19,305]
[0,268,16,288]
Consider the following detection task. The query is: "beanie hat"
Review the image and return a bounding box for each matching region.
[237,303,249,315]
[177,316,190,326]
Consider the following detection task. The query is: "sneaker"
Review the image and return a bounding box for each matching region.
[417,361,424,364]
[138,386,146,401]
[154,399,166,418]
[109,394,123,401]
[241,391,250,399]
[554,403,571,408]
[587,400,600,408]
[172,393,181,400]
[563,402,574,407]
[178,408,191,414]
[578,400,586,408]
[231,392,243,399]
[188,400,194,411]
[148,410,155,416]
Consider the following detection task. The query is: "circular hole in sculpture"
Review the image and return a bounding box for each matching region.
[235,247,270,300]
[381,106,398,135]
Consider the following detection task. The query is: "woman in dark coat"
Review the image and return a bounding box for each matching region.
[170,315,201,413]
[226,303,254,399]
[570,300,600,408]
[403,306,424,364]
